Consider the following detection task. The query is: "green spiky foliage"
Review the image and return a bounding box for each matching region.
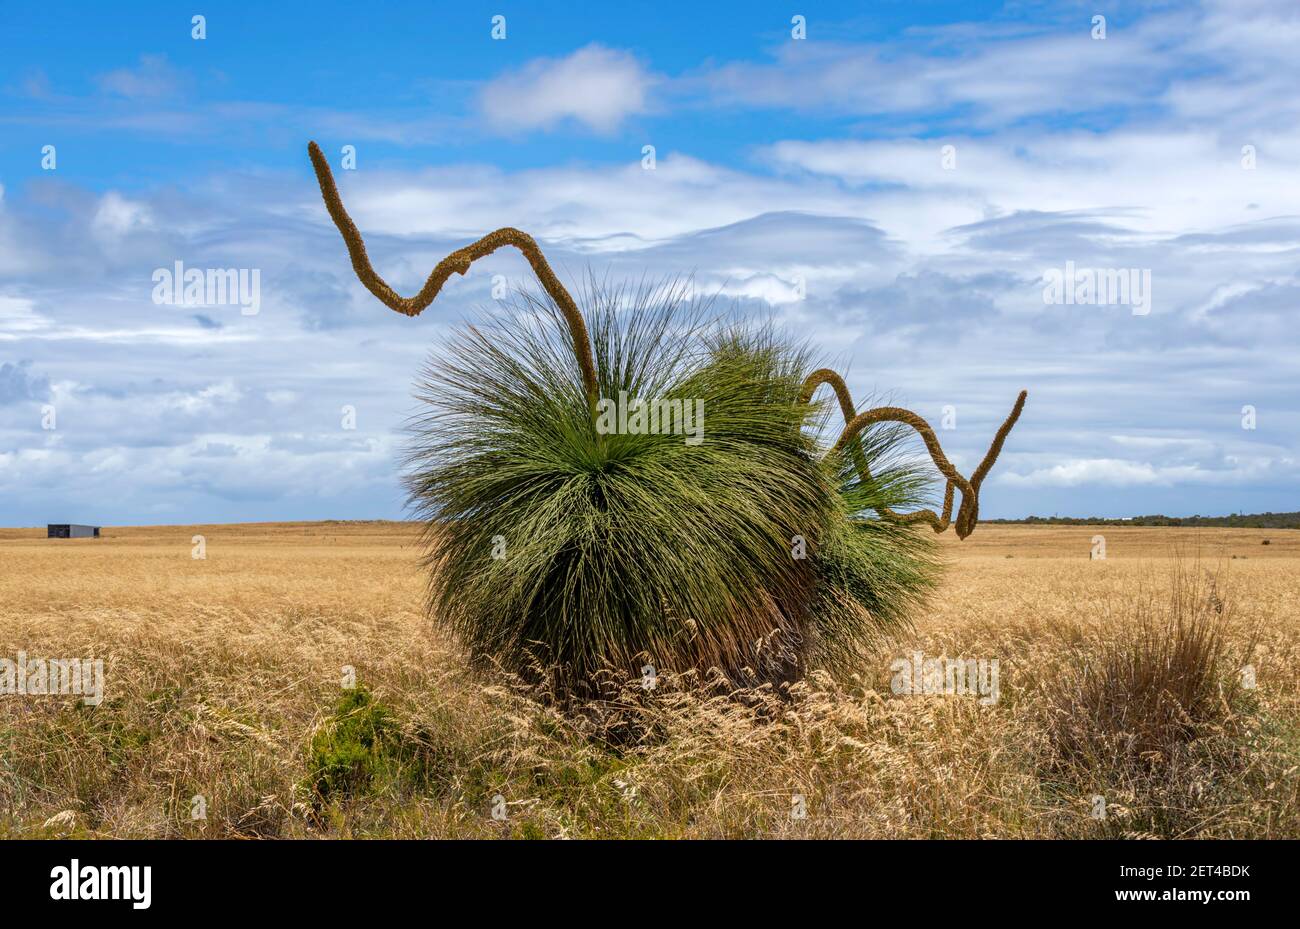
[405,280,938,692]
[803,429,941,671]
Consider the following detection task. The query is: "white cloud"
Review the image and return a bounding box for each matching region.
[313,155,890,246]
[1001,459,1195,488]
[762,130,1300,256]
[691,0,1300,135]
[95,54,185,99]
[167,380,242,415]
[479,44,655,133]
[694,18,1171,126]
[91,191,155,240]
[717,273,807,305]
[0,296,49,333]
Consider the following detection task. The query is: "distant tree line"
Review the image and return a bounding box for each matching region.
[985,512,1300,529]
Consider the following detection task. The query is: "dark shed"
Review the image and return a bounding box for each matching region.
[48,524,101,539]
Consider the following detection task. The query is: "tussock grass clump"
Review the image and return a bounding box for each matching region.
[1037,560,1277,839]
[1044,563,1251,774]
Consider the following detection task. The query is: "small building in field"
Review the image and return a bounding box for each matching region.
[48,524,101,539]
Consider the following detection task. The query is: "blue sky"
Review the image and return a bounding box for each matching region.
[1,0,1297,525]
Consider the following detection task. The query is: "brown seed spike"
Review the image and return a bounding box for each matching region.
[800,368,872,482]
[306,140,601,413]
[811,372,1027,540]
[951,389,1028,539]
[802,369,949,530]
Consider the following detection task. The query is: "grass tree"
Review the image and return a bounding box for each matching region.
[307,140,1027,693]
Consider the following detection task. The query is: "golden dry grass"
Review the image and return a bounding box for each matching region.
[1,521,1297,838]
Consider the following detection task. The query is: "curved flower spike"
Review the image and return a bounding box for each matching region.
[802,368,1026,540]
[307,141,600,411]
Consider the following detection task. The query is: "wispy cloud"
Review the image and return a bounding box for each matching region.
[95,54,187,100]
[479,44,657,133]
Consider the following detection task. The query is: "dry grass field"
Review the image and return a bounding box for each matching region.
[1,521,1297,838]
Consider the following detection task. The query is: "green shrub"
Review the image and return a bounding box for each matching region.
[306,687,404,806]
